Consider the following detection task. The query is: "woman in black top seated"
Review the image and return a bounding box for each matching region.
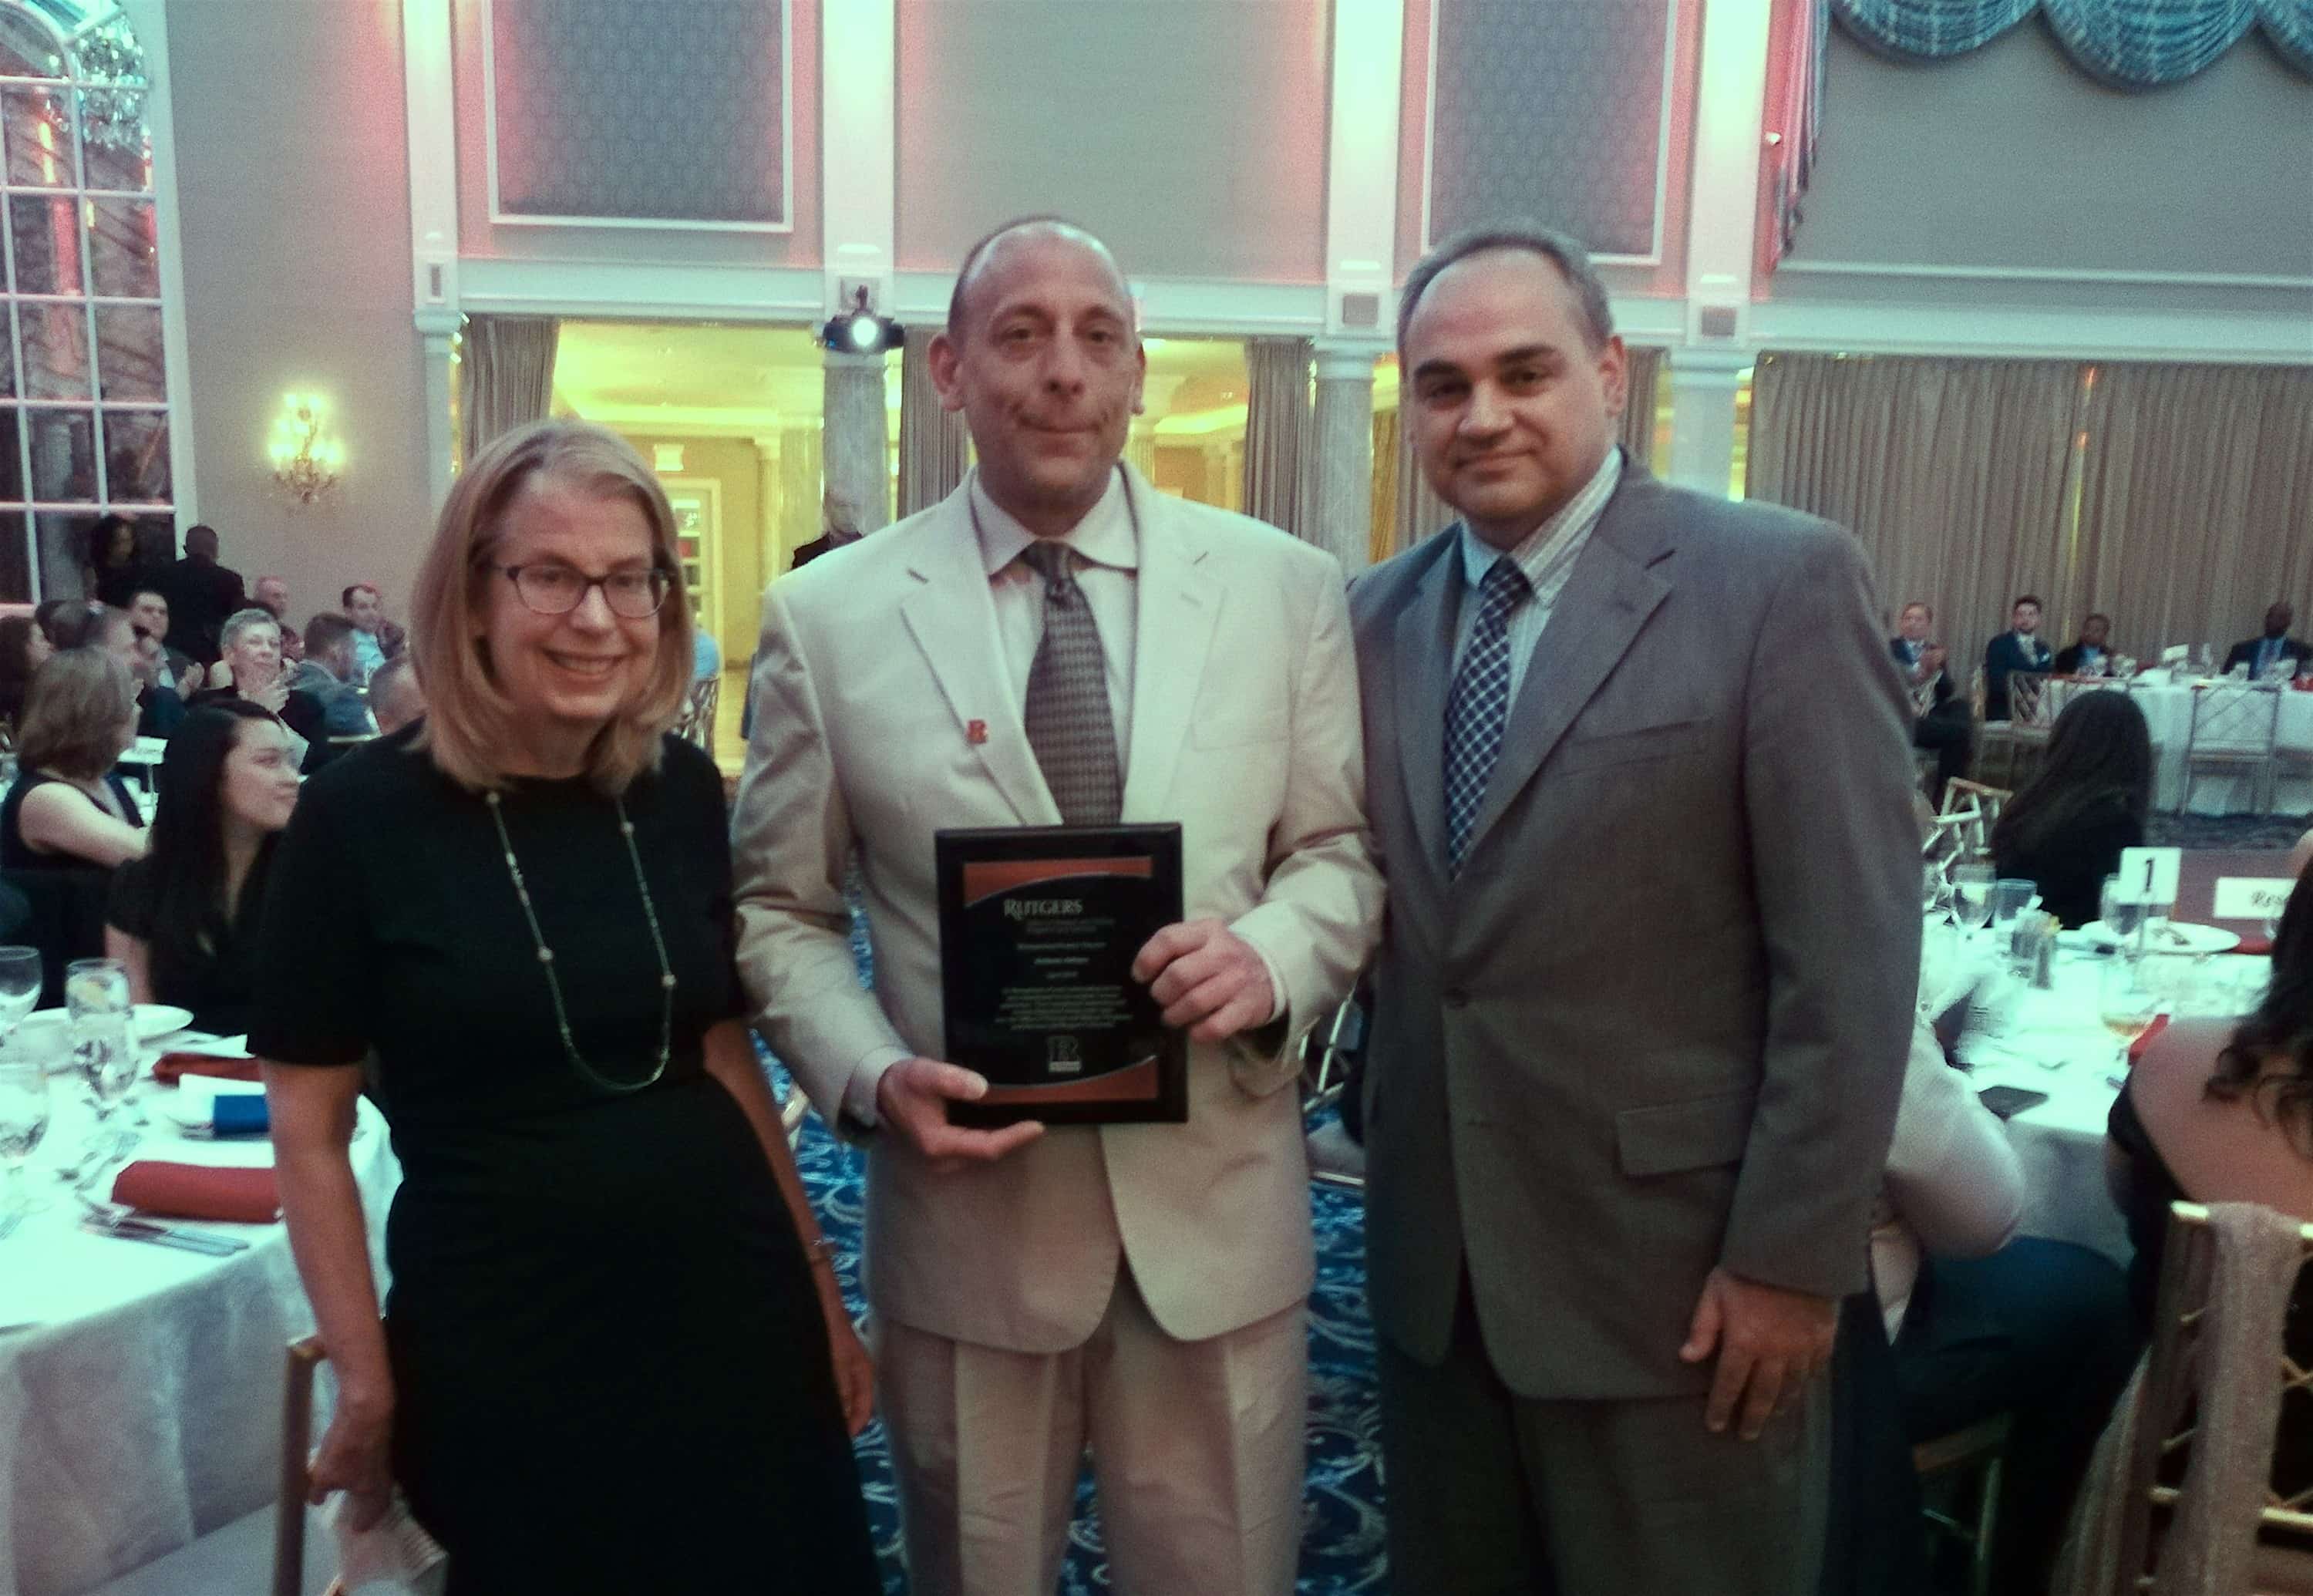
[1991,689,2153,927]
[0,647,146,872]
[2107,869,2313,1534]
[190,608,328,773]
[0,614,52,733]
[105,702,298,1036]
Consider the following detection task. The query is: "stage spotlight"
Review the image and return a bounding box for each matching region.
[820,285,904,354]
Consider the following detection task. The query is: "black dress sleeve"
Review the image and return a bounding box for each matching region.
[106,856,157,938]
[672,736,748,1025]
[247,776,374,1066]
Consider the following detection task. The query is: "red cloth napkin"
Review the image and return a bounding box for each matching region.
[2127,1014,2171,1067]
[151,1053,261,1085]
[2235,937,2274,957]
[110,1161,281,1223]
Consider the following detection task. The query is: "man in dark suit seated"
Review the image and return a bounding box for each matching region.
[1982,594,2053,721]
[1892,601,1970,803]
[2224,601,2311,680]
[2052,612,2115,677]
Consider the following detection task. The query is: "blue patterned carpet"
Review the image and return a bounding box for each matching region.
[783,1088,1389,1594]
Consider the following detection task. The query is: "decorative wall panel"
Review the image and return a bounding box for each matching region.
[1426,0,1675,259]
[486,0,788,227]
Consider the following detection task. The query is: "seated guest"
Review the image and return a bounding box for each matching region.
[342,581,402,683]
[1874,1017,2136,1595]
[2226,600,2312,680]
[32,599,76,652]
[189,608,326,773]
[1891,601,1971,802]
[126,586,204,696]
[0,648,147,870]
[1990,689,2152,927]
[1982,594,2054,721]
[251,574,303,664]
[0,614,52,731]
[2052,612,2116,677]
[2106,870,2313,1530]
[365,652,424,736]
[86,604,184,739]
[288,613,380,738]
[104,702,298,1036]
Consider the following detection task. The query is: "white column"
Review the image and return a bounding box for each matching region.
[820,0,896,320]
[752,434,781,578]
[416,311,458,512]
[1322,0,1406,340]
[121,0,198,527]
[1665,348,1750,499]
[1308,341,1384,572]
[403,0,460,500]
[823,351,891,534]
[1681,0,1771,348]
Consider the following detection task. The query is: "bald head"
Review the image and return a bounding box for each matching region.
[946,217,1132,344]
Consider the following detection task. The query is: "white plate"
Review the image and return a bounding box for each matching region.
[132,1004,194,1042]
[2066,920,2243,955]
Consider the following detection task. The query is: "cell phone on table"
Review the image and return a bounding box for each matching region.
[1978,1085,2049,1120]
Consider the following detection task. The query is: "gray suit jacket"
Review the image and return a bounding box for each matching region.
[1348,467,1920,1402]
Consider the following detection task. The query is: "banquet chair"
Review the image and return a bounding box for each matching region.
[1914,1412,2013,1596]
[276,1336,349,1596]
[1937,779,2011,864]
[1299,988,1367,1191]
[2105,1202,2313,1596]
[2177,682,2282,816]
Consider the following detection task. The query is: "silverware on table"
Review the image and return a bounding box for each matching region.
[76,1197,247,1255]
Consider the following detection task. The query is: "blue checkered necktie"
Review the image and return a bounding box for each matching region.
[1020,540,1123,826]
[1443,557,1532,877]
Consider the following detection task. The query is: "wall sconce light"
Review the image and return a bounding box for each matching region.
[268,392,344,507]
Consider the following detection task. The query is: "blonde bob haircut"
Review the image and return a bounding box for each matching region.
[17,646,137,779]
[409,418,692,794]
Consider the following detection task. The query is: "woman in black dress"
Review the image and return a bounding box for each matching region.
[256,419,878,1594]
[1989,689,2153,927]
[106,702,298,1035]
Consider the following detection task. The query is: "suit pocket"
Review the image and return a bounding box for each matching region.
[1553,719,1702,776]
[1614,1089,1756,1178]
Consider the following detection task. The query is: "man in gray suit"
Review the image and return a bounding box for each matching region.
[1348,225,1920,1592]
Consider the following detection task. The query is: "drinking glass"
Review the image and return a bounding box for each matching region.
[0,1057,49,1227]
[1921,860,1951,919]
[2098,958,2161,1076]
[2100,875,2147,941]
[1951,864,1995,937]
[66,959,138,1163]
[0,947,39,1042]
[1989,879,2036,938]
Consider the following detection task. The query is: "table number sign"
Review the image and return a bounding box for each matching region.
[2211,877,2294,923]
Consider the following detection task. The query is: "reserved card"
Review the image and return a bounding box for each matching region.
[2118,847,2182,905]
[2213,877,2294,922]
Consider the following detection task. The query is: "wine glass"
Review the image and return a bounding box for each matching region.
[66,959,139,1171]
[0,1057,49,1229]
[1951,864,1995,939]
[0,947,39,1042]
[2098,958,2161,1077]
[1921,860,1951,919]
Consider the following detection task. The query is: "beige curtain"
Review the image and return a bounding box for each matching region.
[1394,410,1458,556]
[461,315,561,460]
[2070,363,2313,660]
[1621,345,1664,470]
[896,335,969,519]
[1241,337,1312,536]
[1746,352,2086,678]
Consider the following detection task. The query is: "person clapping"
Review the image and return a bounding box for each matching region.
[104,702,298,1037]
[190,608,328,772]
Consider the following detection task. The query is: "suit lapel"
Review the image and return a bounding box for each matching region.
[897,488,1059,825]
[1393,534,1463,874]
[1119,466,1222,820]
[1462,478,1675,862]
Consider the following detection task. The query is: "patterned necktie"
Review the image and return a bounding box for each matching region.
[1020,540,1123,825]
[1443,557,1532,877]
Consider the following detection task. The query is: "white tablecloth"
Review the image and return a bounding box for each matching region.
[2041,678,2313,815]
[1932,929,2271,1264]
[0,1075,396,1596]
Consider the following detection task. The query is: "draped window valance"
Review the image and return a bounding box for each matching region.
[1832,0,2313,89]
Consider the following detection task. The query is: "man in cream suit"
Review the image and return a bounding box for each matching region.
[1348,225,1918,1592]
[732,219,1382,1594]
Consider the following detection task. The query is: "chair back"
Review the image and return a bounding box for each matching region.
[274,1337,339,1596]
[2185,683,2283,759]
[2009,672,2055,730]
[1937,779,2011,863]
[2112,1201,2313,1594]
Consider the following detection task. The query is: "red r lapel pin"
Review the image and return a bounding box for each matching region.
[966,719,988,745]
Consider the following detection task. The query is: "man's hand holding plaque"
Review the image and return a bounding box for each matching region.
[1131,919,1275,1044]
[874,1059,1047,1172]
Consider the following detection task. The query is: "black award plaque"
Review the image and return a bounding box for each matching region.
[934,823,1187,1126]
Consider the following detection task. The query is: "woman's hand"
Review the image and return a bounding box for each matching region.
[813,1264,874,1436]
[247,674,288,713]
[306,1396,395,1531]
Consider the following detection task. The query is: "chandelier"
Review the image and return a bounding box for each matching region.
[268,393,343,507]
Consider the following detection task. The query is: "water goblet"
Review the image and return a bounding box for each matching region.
[0,1057,49,1231]
[0,947,40,1043]
[1951,864,1995,940]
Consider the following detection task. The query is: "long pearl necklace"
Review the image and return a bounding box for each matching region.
[485,788,675,1094]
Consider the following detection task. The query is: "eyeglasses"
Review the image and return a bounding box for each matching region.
[490,564,672,619]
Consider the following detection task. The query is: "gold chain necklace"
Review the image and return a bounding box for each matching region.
[485,789,674,1093]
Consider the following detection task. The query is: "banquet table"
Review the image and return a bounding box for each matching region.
[0,1056,396,1596]
[2038,676,2313,816]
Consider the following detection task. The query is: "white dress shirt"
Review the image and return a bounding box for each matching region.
[1453,446,1624,702]
[972,467,1138,768]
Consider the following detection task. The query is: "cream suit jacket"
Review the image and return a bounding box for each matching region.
[732,466,1383,1352]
